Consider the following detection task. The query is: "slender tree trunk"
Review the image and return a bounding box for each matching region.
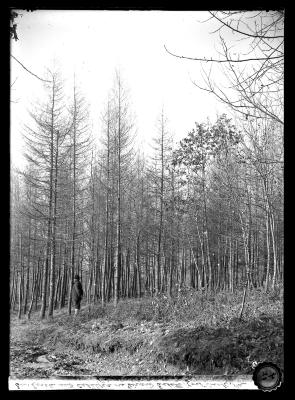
[239,277,249,321]
[59,261,65,309]
[114,78,122,307]
[10,264,16,310]
[239,212,250,320]
[195,218,205,289]
[187,235,202,290]
[40,96,55,320]
[229,236,234,293]
[216,235,221,290]
[270,211,278,289]
[23,220,32,314]
[48,128,60,318]
[54,266,61,309]
[17,272,22,319]
[136,235,141,298]
[27,258,40,319]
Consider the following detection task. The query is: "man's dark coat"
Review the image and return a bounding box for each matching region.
[72,279,83,301]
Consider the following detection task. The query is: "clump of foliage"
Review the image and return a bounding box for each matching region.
[10,10,19,41]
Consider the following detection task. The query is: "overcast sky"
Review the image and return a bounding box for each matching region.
[11,10,232,169]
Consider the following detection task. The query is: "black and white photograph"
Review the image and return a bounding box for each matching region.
[9,9,284,390]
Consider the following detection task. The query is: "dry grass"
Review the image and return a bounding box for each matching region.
[10,286,283,377]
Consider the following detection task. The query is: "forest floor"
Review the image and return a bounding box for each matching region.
[10,287,284,378]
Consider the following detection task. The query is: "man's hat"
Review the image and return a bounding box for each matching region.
[74,274,80,280]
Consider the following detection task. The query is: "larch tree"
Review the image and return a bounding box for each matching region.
[99,98,115,306]
[110,71,135,306]
[66,78,91,315]
[22,69,68,319]
[149,108,172,295]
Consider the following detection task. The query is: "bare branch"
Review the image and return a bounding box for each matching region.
[11,77,18,88]
[208,11,284,39]
[11,55,51,83]
[164,45,282,63]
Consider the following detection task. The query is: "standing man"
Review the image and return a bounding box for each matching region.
[72,274,83,316]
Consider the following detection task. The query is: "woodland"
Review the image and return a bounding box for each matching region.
[10,10,284,379]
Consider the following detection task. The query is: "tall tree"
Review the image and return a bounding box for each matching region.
[66,77,91,315]
[22,69,67,319]
[106,71,134,306]
[149,109,172,295]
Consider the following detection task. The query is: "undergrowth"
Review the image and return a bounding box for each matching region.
[94,285,283,326]
[155,314,283,374]
[10,286,283,376]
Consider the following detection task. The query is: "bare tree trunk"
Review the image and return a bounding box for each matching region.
[239,276,249,321]
[229,236,234,293]
[195,218,205,289]
[10,264,16,310]
[216,235,221,290]
[40,85,55,320]
[17,272,22,319]
[270,211,278,289]
[102,110,110,306]
[54,266,61,309]
[23,220,32,314]
[136,235,141,298]
[27,258,41,319]
[114,88,121,307]
[59,248,67,309]
[239,212,250,320]
[48,127,60,318]
[187,235,202,290]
